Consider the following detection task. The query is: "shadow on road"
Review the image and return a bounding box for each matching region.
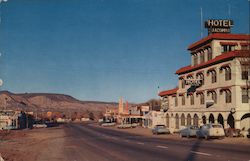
[183,139,203,161]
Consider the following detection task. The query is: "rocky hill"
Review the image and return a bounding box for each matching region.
[0,91,117,113]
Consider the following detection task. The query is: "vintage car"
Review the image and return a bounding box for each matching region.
[117,123,137,129]
[196,123,225,139]
[152,125,170,135]
[180,125,199,138]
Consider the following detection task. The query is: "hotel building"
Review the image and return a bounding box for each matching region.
[159,20,250,134]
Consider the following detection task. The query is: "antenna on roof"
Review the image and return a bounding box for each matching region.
[200,7,203,38]
[228,4,231,18]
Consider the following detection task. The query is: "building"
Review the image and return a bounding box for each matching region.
[0,110,19,130]
[159,19,250,135]
[142,110,165,129]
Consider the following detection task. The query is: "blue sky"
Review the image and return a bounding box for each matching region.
[0,0,249,103]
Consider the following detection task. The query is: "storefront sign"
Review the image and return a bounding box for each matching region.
[205,19,233,34]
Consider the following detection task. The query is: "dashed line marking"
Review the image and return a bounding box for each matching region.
[136,142,144,145]
[156,145,168,149]
[190,151,211,156]
[110,137,118,140]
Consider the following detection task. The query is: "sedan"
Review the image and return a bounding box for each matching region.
[180,125,199,138]
[196,123,225,139]
[152,125,170,135]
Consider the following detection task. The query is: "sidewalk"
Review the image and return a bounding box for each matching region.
[97,124,250,145]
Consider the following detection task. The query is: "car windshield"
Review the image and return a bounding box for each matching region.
[190,126,198,129]
[212,124,222,128]
[157,125,166,129]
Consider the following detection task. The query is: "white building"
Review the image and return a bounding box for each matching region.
[159,20,250,135]
[142,111,165,129]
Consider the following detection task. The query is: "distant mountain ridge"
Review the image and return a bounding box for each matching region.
[0,91,117,112]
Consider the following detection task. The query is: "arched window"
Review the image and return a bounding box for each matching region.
[193,114,199,126]
[174,96,178,107]
[209,114,215,123]
[212,91,217,104]
[225,90,232,103]
[181,114,185,126]
[175,114,179,129]
[196,73,204,85]
[207,47,212,60]
[218,114,224,127]
[225,67,231,81]
[207,90,217,104]
[190,94,194,105]
[181,79,185,88]
[193,54,198,66]
[182,95,185,105]
[166,114,169,128]
[211,70,217,83]
[187,114,191,126]
[200,93,204,104]
[227,114,235,128]
[200,51,205,63]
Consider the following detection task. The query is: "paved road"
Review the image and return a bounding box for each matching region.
[60,123,250,161]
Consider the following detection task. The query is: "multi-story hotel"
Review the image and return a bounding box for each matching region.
[159,20,250,134]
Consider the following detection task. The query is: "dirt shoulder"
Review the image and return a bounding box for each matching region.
[0,126,66,161]
[96,124,250,145]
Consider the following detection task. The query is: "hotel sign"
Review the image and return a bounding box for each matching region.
[185,79,202,87]
[205,19,233,34]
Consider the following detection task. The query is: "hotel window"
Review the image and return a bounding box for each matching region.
[196,73,204,85]
[241,65,249,80]
[241,45,249,50]
[174,96,178,107]
[200,51,205,63]
[181,79,185,89]
[221,45,235,53]
[225,90,232,103]
[211,70,217,83]
[190,95,194,105]
[182,96,185,105]
[225,67,231,81]
[207,47,212,61]
[208,91,217,104]
[193,54,198,66]
[242,88,249,103]
[200,93,204,104]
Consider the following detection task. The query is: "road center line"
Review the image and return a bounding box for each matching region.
[156,145,168,149]
[190,151,211,156]
[136,142,144,145]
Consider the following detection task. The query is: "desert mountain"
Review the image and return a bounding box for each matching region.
[0,91,117,112]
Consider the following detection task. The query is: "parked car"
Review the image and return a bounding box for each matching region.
[101,122,116,127]
[33,123,47,128]
[180,125,199,138]
[224,128,241,137]
[117,123,137,129]
[196,123,225,139]
[152,125,170,135]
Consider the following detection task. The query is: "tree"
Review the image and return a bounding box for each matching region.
[88,112,95,120]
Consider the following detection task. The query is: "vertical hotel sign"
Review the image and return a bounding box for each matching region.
[205,19,233,35]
